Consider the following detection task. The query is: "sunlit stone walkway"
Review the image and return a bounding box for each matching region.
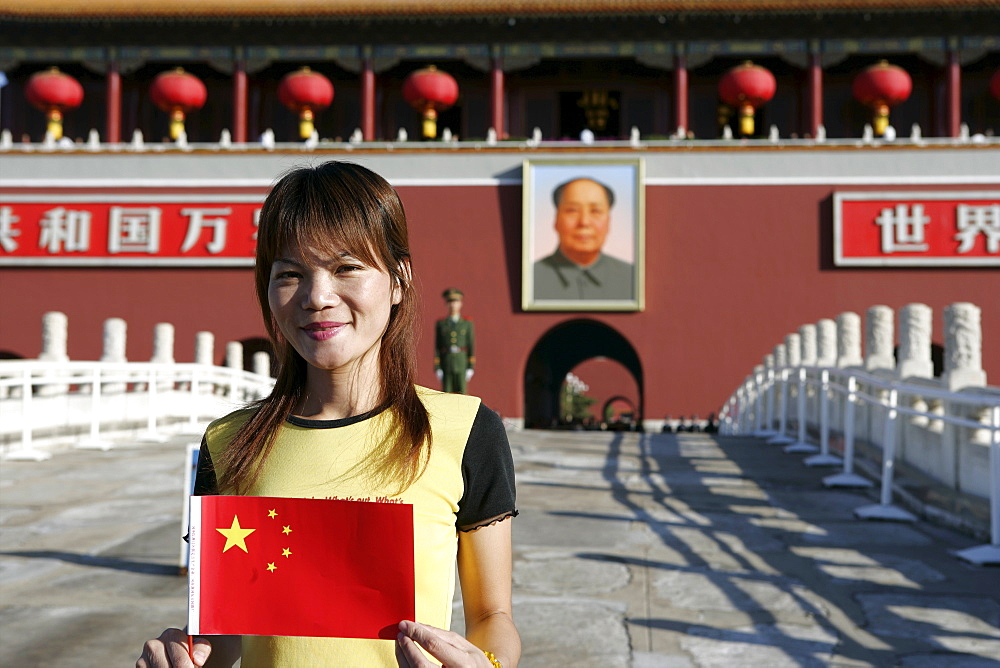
[505,430,1000,668]
[1,429,998,666]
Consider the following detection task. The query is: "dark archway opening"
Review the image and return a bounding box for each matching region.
[601,395,638,423]
[523,319,643,429]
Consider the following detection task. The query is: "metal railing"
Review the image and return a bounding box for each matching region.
[0,360,275,460]
[3,131,998,155]
[719,365,1000,566]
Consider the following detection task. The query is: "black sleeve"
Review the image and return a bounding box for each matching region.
[193,437,220,496]
[456,403,518,532]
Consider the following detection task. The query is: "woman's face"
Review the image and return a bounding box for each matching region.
[267,243,401,378]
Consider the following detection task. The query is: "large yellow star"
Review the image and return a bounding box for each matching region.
[216,515,255,553]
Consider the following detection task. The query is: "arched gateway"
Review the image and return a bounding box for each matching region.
[523,319,643,429]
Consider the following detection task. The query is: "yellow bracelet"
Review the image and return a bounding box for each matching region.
[483,650,502,668]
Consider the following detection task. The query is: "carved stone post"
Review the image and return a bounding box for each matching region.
[943,302,987,390]
[101,317,128,393]
[785,333,802,429]
[940,302,986,489]
[896,304,933,433]
[195,331,215,394]
[836,312,863,368]
[36,311,70,396]
[226,341,243,371]
[101,318,127,363]
[195,332,215,366]
[151,323,175,364]
[763,353,777,432]
[897,303,933,380]
[786,333,802,367]
[865,305,895,372]
[864,306,895,446]
[150,323,176,391]
[798,323,819,420]
[799,324,818,366]
[816,319,837,367]
[814,318,838,427]
[773,343,787,368]
[226,341,244,399]
[752,363,766,434]
[40,311,69,362]
[837,311,866,439]
[768,343,794,442]
[253,351,271,377]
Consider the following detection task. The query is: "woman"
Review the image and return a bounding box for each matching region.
[137,162,520,668]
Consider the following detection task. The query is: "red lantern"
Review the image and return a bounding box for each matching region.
[25,67,84,140]
[150,68,207,140]
[402,66,459,139]
[990,69,1000,101]
[278,67,334,139]
[718,61,776,136]
[852,61,912,137]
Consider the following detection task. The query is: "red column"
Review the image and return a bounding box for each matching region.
[233,58,247,143]
[808,52,823,138]
[361,57,375,141]
[946,49,961,138]
[674,53,688,135]
[105,59,121,143]
[490,56,505,139]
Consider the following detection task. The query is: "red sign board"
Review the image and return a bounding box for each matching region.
[834,191,1000,266]
[0,195,265,266]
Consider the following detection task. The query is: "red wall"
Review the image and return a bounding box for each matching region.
[2,182,998,422]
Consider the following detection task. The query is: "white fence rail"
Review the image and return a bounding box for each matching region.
[719,364,1000,565]
[0,360,275,460]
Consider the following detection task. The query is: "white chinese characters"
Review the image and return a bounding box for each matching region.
[876,204,929,254]
[0,206,21,252]
[955,204,1000,254]
[109,207,162,254]
[39,207,92,253]
[0,200,262,264]
[180,207,232,255]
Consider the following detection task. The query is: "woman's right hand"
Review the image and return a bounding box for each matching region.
[136,628,212,668]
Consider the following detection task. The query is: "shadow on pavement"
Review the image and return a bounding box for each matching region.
[1,550,179,576]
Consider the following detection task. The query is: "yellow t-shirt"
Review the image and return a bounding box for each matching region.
[198,386,516,667]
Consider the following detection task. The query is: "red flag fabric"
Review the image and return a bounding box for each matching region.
[188,495,414,640]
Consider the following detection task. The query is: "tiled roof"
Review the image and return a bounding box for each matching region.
[2,0,996,18]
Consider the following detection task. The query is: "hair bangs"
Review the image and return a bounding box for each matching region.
[261,168,387,272]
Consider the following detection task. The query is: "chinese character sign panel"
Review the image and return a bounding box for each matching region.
[834,191,1000,266]
[0,195,265,266]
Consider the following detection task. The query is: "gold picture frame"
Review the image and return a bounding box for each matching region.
[521,158,645,311]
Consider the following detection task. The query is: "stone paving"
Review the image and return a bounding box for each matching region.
[2,429,999,667]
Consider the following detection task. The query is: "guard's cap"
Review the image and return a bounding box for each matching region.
[442,288,464,301]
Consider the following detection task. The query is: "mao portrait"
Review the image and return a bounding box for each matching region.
[522,159,644,311]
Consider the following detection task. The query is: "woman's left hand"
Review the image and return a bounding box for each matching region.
[395,620,494,667]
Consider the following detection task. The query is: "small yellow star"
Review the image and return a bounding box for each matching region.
[282,548,292,558]
[267,509,277,519]
[282,525,292,535]
[216,515,255,553]
[266,562,276,573]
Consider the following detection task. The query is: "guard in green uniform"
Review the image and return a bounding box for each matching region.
[434,288,476,394]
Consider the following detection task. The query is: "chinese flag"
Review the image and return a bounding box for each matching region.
[188,496,414,639]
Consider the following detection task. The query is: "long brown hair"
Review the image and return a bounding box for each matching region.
[217,161,431,495]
